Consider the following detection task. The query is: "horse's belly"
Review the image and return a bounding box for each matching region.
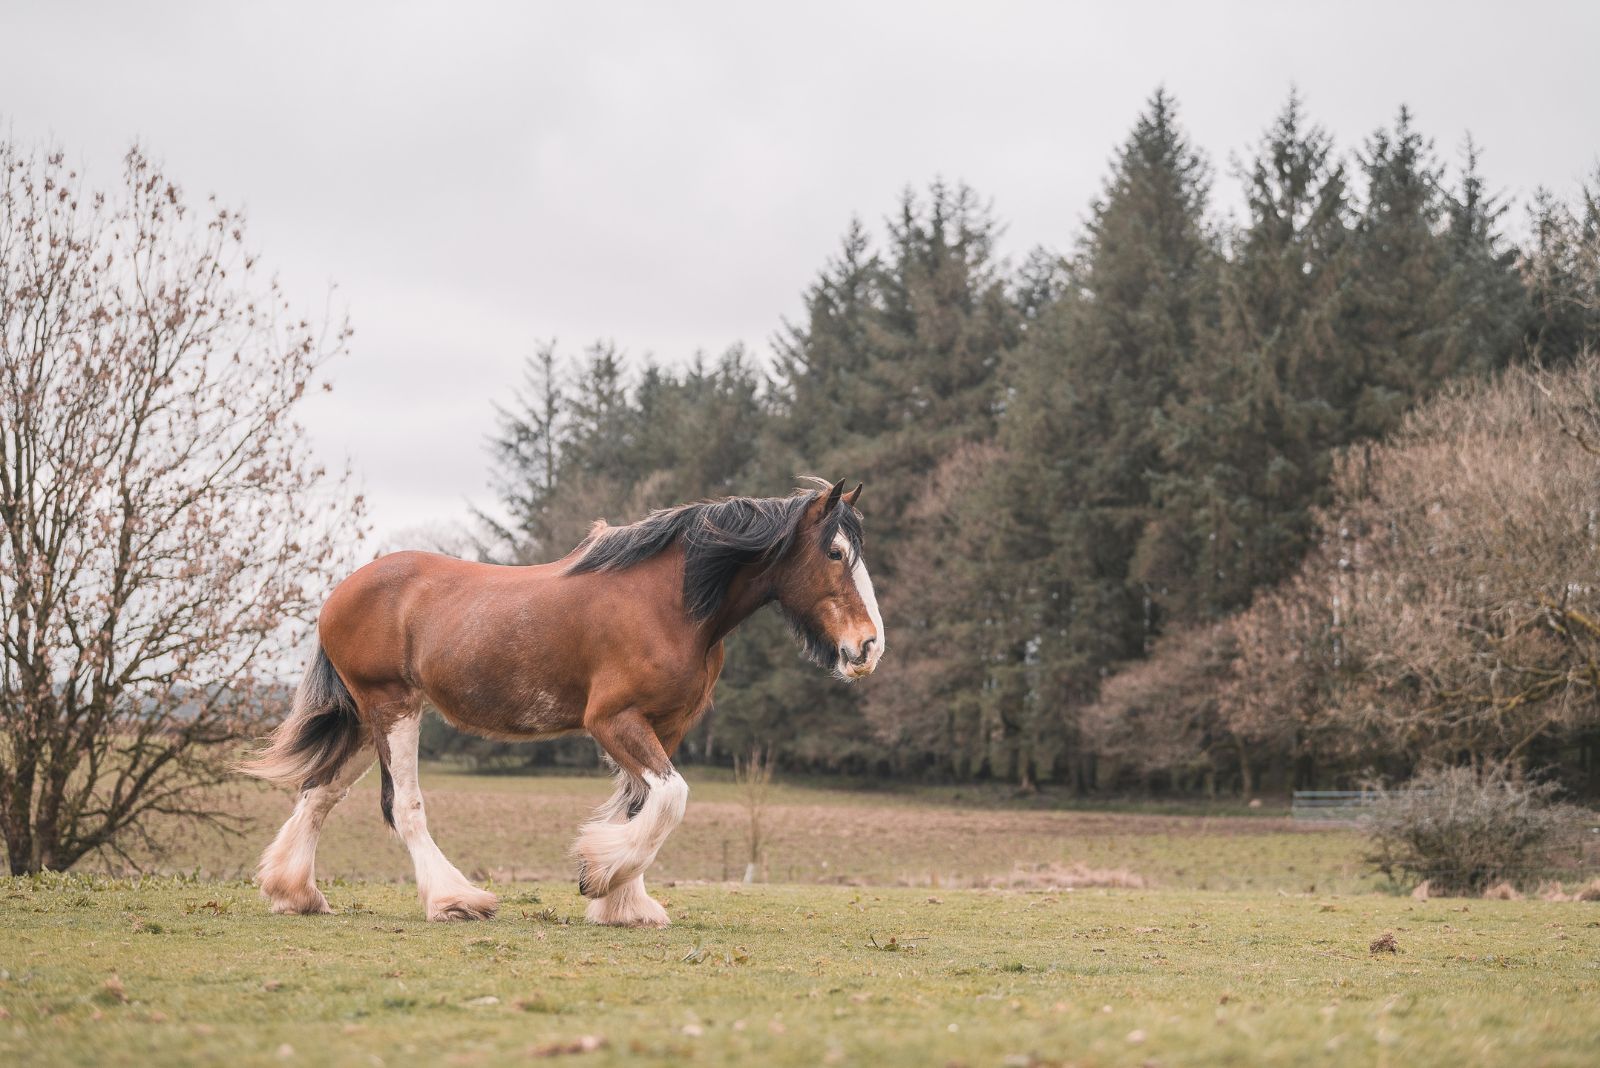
[428,682,587,742]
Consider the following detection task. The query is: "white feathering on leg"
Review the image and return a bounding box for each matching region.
[585,874,671,927]
[258,748,373,914]
[574,768,688,899]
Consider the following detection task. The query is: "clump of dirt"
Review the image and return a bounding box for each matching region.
[528,1035,605,1057]
[1369,931,1399,954]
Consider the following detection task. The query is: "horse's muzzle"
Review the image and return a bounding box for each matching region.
[839,636,880,678]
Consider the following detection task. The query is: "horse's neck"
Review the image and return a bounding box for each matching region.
[701,564,773,647]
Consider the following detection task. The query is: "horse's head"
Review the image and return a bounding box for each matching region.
[773,479,885,680]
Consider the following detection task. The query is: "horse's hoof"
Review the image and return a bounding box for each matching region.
[427,889,499,922]
[584,884,669,927]
[264,883,331,915]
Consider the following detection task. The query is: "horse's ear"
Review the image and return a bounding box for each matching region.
[843,483,863,509]
[803,478,847,525]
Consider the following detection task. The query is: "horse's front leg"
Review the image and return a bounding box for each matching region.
[574,708,686,927]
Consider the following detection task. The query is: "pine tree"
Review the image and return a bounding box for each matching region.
[772,219,883,457]
[1146,92,1355,619]
[1343,107,1458,431]
[631,345,767,504]
[1524,171,1600,365]
[561,340,635,487]
[483,341,565,561]
[1056,88,1215,636]
[1438,138,1526,373]
[774,184,1018,563]
[956,90,1218,788]
[760,185,1020,775]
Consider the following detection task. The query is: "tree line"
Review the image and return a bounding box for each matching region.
[474,90,1600,795]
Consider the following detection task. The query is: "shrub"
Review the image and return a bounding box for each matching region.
[1363,764,1589,895]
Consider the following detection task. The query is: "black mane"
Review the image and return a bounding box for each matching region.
[565,485,864,621]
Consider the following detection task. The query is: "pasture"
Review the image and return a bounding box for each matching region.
[3,770,1598,1066]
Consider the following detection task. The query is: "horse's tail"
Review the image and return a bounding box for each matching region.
[238,645,364,790]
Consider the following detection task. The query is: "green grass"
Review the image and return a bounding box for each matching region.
[7,769,1594,1064]
[4,874,1599,1066]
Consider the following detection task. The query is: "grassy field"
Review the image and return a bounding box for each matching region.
[127,766,1373,894]
[4,769,1598,1066]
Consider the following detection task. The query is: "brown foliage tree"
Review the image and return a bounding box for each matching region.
[0,142,361,874]
[1319,358,1600,763]
[1098,356,1600,793]
[1080,623,1237,794]
[1225,356,1600,778]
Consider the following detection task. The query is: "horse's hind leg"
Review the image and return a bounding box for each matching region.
[378,712,499,922]
[259,746,376,914]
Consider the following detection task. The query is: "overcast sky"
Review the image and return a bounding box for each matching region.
[4,1,1597,546]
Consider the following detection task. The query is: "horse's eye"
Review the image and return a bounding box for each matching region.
[827,548,844,561]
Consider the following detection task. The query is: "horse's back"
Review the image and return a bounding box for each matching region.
[319,551,532,682]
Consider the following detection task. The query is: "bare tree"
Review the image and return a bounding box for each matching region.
[0,141,361,874]
[1224,356,1600,773]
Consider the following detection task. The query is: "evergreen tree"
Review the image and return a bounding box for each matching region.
[1438,138,1526,373]
[483,340,565,561]
[957,90,1217,788]
[561,340,636,488]
[772,219,883,456]
[765,184,1020,774]
[774,183,1018,560]
[632,346,767,504]
[1524,171,1600,365]
[1146,92,1355,619]
[1342,107,1482,431]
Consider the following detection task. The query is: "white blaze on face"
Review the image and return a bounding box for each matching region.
[835,532,885,672]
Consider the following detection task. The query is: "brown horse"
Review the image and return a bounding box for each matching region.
[241,479,883,927]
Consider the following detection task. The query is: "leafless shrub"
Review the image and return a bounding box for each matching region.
[1334,359,1600,761]
[732,745,775,883]
[1363,764,1589,895]
[0,140,361,873]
